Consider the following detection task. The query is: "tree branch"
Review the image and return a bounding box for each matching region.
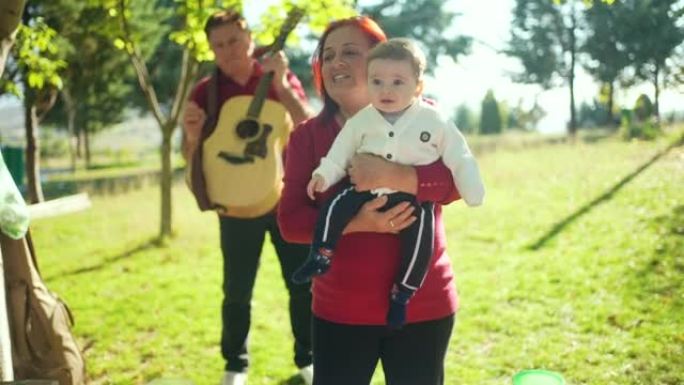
[36,88,57,122]
[117,0,166,127]
[168,47,198,133]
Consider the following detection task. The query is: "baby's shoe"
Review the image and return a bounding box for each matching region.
[292,248,333,284]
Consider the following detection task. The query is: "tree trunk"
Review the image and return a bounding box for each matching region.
[84,125,91,168]
[24,95,44,204]
[0,37,14,79]
[0,0,26,77]
[0,0,26,39]
[160,123,174,238]
[61,88,78,171]
[76,126,83,159]
[653,63,660,123]
[606,81,615,126]
[568,6,577,137]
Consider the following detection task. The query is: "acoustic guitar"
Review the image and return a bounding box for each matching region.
[200,8,304,218]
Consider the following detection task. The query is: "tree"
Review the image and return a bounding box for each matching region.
[508,98,546,131]
[2,8,66,203]
[479,90,502,135]
[582,1,630,126]
[89,0,220,239]
[31,1,136,170]
[453,103,476,134]
[621,0,684,122]
[507,0,583,136]
[577,99,609,128]
[361,0,472,74]
[284,0,472,93]
[633,94,654,121]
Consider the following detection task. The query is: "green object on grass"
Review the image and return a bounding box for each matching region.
[1,146,25,189]
[0,150,29,239]
[513,369,565,385]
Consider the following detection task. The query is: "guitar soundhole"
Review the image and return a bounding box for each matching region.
[237,119,260,139]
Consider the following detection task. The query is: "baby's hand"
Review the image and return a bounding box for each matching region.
[307,175,326,200]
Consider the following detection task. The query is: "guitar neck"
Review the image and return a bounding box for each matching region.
[247,72,275,119]
[244,8,302,120]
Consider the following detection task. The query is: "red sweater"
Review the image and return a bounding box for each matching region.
[278,114,460,325]
[190,61,306,110]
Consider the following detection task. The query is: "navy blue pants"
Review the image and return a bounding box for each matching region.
[312,315,455,385]
[219,213,312,372]
[313,187,435,293]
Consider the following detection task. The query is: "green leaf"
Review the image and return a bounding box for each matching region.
[27,72,45,89]
[114,38,126,50]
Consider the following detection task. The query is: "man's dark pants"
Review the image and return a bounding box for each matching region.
[219,212,312,372]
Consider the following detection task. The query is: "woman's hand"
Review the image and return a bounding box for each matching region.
[343,195,416,235]
[348,153,418,194]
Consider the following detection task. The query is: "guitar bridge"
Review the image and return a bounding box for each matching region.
[217,151,255,164]
[244,124,273,159]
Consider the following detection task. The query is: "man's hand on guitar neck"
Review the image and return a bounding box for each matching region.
[262,50,290,93]
[261,50,313,124]
[182,101,206,160]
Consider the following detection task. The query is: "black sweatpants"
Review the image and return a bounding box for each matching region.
[219,212,312,372]
[313,187,435,292]
[312,315,455,385]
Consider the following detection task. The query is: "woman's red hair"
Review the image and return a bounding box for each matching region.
[311,16,387,121]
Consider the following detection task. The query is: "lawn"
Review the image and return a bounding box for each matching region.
[29,129,683,385]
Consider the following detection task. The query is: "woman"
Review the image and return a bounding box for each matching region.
[277,16,461,385]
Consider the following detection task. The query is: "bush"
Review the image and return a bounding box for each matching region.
[480,90,502,135]
[40,130,70,158]
[620,109,660,140]
[633,94,654,121]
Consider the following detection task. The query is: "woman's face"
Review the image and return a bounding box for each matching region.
[321,25,373,116]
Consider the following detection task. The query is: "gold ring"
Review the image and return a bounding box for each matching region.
[389,220,395,228]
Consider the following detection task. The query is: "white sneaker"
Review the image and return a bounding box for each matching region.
[221,371,247,385]
[299,365,313,385]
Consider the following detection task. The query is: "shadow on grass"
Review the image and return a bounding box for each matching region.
[527,134,684,250]
[614,205,684,383]
[278,374,306,385]
[86,160,143,170]
[44,236,162,282]
[580,129,618,143]
[634,205,684,309]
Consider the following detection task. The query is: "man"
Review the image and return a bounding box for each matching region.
[182,9,313,385]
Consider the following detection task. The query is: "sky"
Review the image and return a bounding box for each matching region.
[2,0,681,134]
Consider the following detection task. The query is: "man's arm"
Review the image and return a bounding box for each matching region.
[275,82,312,125]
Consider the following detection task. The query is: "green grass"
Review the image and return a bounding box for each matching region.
[29,130,683,385]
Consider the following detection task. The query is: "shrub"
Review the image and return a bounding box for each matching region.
[620,108,660,140]
[633,94,654,121]
[480,90,502,135]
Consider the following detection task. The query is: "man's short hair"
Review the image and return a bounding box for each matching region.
[366,38,426,80]
[204,9,249,38]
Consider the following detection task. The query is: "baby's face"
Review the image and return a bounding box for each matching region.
[367,58,421,114]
